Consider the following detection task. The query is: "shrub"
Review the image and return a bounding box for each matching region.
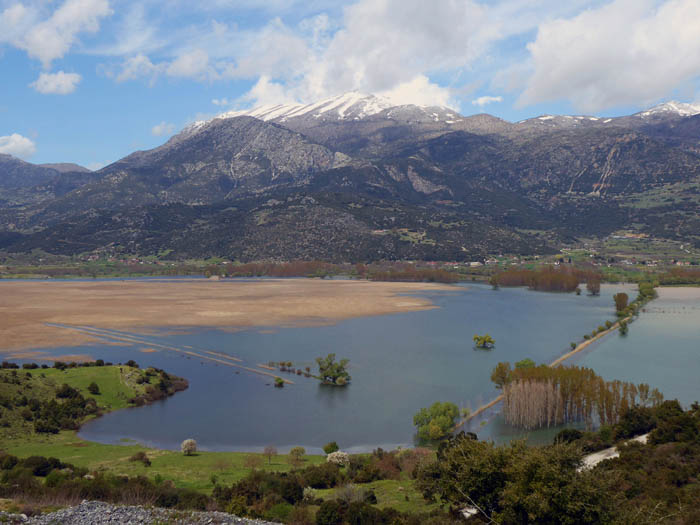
[34,420,60,434]
[323,441,339,454]
[289,446,305,467]
[326,451,349,467]
[0,453,19,470]
[55,384,80,399]
[413,401,459,441]
[87,382,100,395]
[554,428,583,444]
[316,499,347,525]
[181,439,197,456]
[129,451,151,467]
[301,463,343,489]
[614,405,655,440]
[21,456,61,477]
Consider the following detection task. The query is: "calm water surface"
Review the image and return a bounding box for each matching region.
[570,287,700,406]
[5,280,659,452]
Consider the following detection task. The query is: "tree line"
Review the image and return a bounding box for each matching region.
[491,363,664,430]
[490,266,602,293]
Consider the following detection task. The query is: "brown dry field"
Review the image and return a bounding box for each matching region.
[0,279,456,351]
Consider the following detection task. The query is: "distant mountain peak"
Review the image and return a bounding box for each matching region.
[637,101,700,118]
[217,92,396,123]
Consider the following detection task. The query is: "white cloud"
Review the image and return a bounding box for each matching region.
[0,133,37,159]
[219,0,502,110]
[16,0,113,69]
[212,98,232,106]
[519,0,700,112]
[151,121,176,136]
[38,0,698,115]
[112,54,161,83]
[0,3,36,43]
[30,71,82,94]
[472,95,503,107]
[379,76,456,108]
[235,76,300,108]
[107,0,503,109]
[166,49,210,78]
[109,48,224,83]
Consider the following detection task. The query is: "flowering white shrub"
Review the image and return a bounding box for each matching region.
[181,438,197,456]
[326,451,349,466]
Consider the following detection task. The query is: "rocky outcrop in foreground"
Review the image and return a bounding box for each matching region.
[0,500,279,525]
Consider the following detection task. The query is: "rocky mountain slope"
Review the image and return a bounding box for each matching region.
[1,94,699,261]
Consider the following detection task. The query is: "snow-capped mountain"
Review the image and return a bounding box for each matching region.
[516,114,611,130]
[636,101,700,118]
[208,92,464,127]
[219,92,394,122]
[175,92,472,155]
[514,100,700,133]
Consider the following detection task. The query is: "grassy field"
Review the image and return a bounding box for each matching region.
[1,364,441,517]
[26,366,139,411]
[4,431,327,493]
[0,365,155,441]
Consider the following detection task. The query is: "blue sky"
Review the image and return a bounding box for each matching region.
[1,0,699,168]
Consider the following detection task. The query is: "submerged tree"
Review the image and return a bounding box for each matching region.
[492,363,663,430]
[515,358,535,370]
[587,278,601,296]
[619,319,629,336]
[613,293,629,312]
[316,353,351,386]
[473,334,495,349]
[491,362,512,389]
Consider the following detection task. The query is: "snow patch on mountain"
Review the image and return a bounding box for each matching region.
[218,92,396,123]
[637,101,700,117]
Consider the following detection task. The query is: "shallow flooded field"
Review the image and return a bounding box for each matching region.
[0,280,645,452]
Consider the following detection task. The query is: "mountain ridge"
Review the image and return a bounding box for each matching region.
[1,95,699,261]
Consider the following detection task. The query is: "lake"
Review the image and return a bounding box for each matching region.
[38,280,636,453]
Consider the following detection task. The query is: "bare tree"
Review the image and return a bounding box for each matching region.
[263,445,277,465]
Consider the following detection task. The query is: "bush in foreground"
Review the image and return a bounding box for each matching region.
[180,439,197,456]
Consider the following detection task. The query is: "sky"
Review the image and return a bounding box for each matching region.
[1,0,699,168]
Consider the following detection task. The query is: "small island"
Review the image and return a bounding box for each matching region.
[473,333,495,349]
[315,353,351,386]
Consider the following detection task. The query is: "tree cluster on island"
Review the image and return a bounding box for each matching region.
[316,353,351,386]
[473,333,495,349]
